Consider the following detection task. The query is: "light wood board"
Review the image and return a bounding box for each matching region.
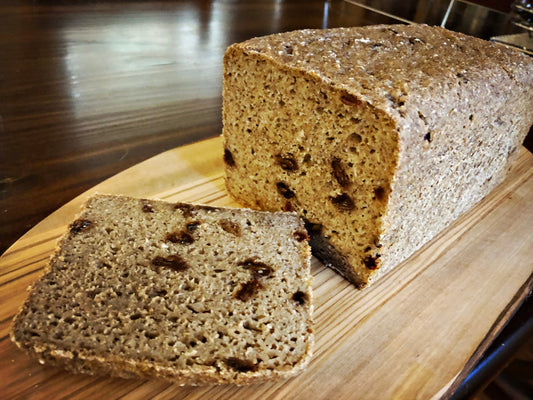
[1,136,532,399]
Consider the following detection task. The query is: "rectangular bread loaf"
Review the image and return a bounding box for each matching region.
[10,194,313,385]
[222,24,533,288]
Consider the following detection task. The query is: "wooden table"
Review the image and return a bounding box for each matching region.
[1,1,532,399]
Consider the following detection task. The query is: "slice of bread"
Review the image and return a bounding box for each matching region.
[10,194,313,385]
[222,24,533,287]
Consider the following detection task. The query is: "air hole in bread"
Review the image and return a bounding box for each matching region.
[293,231,309,242]
[292,291,309,305]
[145,331,159,340]
[219,219,242,236]
[225,357,258,373]
[276,182,295,199]
[275,153,298,171]
[340,93,361,106]
[186,221,201,231]
[69,219,93,234]
[224,148,236,167]
[165,231,195,245]
[152,255,189,272]
[363,254,381,270]
[235,279,264,301]
[142,204,154,213]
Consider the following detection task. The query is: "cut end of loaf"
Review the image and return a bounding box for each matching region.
[223,34,400,286]
[10,194,313,385]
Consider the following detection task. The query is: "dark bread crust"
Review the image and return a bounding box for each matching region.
[304,220,366,288]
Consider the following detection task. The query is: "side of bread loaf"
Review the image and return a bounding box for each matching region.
[10,194,313,385]
[222,24,533,287]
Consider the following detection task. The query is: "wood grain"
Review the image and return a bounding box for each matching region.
[1,137,532,399]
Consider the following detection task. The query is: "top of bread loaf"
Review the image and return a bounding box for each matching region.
[226,24,533,129]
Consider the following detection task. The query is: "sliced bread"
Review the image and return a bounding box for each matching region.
[10,194,313,385]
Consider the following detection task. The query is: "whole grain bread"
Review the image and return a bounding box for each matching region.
[222,24,533,287]
[10,194,313,385]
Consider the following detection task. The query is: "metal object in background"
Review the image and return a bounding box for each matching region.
[491,0,533,55]
[511,0,533,31]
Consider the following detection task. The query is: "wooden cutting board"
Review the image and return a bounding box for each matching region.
[1,136,532,400]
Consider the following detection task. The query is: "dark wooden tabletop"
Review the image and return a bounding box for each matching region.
[1,1,531,399]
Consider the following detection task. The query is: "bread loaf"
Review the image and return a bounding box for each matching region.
[222,24,533,287]
[10,194,313,385]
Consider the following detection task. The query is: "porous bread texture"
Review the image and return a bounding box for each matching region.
[222,24,533,288]
[10,194,313,385]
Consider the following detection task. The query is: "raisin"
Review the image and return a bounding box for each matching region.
[283,202,293,212]
[220,219,241,236]
[293,231,309,242]
[152,255,189,272]
[374,187,386,201]
[340,93,361,106]
[235,279,263,301]
[70,219,93,234]
[142,203,154,213]
[292,291,309,305]
[424,132,432,143]
[165,231,195,245]
[331,157,350,188]
[276,182,295,199]
[225,357,258,373]
[223,148,235,167]
[275,154,298,171]
[363,254,381,270]
[238,259,274,279]
[330,193,355,211]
